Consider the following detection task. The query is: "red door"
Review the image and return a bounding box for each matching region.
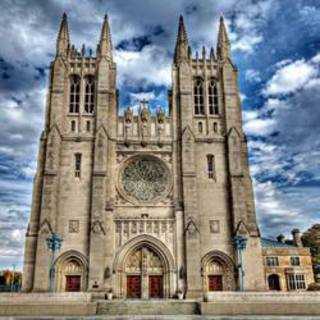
[65,275,81,292]
[208,275,223,291]
[149,275,163,298]
[127,275,141,298]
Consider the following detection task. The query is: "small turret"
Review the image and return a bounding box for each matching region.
[56,12,70,56]
[174,15,189,64]
[277,234,285,243]
[202,46,206,60]
[292,228,303,247]
[98,14,113,59]
[217,15,230,61]
[210,47,215,61]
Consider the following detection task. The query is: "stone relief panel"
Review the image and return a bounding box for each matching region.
[69,220,79,233]
[115,217,175,254]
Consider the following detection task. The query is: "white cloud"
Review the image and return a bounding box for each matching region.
[264,59,318,96]
[245,69,261,82]
[130,91,155,102]
[242,110,259,123]
[115,45,171,87]
[243,117,275,136]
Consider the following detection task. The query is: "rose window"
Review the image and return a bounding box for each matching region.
[120,156,170,202]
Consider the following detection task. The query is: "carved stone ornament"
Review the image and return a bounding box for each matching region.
[118,155,171,204]
[157,107,166,124]
[91,220,106,235]
[140,106,149,123]
[124,107,133,124]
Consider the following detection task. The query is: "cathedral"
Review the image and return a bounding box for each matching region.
[22,13,314,298]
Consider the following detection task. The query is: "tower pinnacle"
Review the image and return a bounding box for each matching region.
[56,12,70,56]
[174,15,189,63]
[217,15,230,60]
[99,14,113,59]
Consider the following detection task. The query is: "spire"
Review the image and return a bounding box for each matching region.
[217,15,230,60]
[56,12,70,56]
[99,14,113,59]
[174,15,189,63]
[210,47,215,60]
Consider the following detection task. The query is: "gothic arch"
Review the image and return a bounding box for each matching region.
[113,234,176,298]
[201,250,236,291]
[53,250,89,292]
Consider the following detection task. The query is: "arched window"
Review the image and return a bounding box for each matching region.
[69,75,80,113]
[268,274,281,291]
[194,78,204,115]
[208,80,219,115]
[207,154,215,179]
[213,122,218,133]
[74,153,82,178]
[71,120,76,132]
[84,75,95,113]
[198,122,203,133]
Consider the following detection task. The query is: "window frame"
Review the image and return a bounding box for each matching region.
[74,153,82,178]
[69,75,81,114]
[287,273,306,290]
[194,78,205,116]
[290,256,300,266]
[207,154,215,179]
[84,75,95,114]
[208,79,219,115]
[266,256,279,267]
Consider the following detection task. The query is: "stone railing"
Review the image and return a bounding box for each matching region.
[205,291,320,302]
[0,292,92,304]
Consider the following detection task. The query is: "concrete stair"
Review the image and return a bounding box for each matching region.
[96,299,201,315]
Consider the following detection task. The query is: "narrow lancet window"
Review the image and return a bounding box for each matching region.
[74,153,82,178]
[84,75,95,113]
[207,154,215,179]
[194,78,204,115]
[208,80,219,115]
[69,75,80,113]
[71,120,76,132]
[198,122,203,133]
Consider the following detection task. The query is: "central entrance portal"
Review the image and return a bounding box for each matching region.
[125,246,164,299]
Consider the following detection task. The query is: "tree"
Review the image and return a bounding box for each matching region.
[302,224,320,282]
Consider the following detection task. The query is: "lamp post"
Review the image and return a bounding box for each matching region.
[11,264,16,292]
[46,233,63,292]
[233,235,247,291]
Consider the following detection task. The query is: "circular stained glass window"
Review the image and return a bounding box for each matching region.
[120,156,170,202]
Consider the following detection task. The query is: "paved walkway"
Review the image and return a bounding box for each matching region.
[2,316,320,320]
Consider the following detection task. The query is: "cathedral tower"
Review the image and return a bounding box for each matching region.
[23,13,265,296]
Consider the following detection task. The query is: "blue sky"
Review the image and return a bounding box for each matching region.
[0,0,320,270]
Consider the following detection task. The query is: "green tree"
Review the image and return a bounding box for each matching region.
[302,224,320,282]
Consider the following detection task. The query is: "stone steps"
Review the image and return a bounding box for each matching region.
[96,300,201,315]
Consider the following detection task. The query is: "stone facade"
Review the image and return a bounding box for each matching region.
[262,230,314,291]
[22,13,312,298]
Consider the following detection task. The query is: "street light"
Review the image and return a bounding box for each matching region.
[46,233,63,292]
[233,235,247,291]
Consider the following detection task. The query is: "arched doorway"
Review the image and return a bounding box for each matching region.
[268,274,281,291]
[54,250,88,292]
[113,235,175,299]
[125,246,164,298]
[202,250,236,292]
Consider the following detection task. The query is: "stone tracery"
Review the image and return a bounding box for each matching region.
[120,156,170,202]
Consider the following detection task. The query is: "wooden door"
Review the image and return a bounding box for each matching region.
[127,275,141,298]
[208,275,223,291]
[65,275,81,292]
[149,275,163,298]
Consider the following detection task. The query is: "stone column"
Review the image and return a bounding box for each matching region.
[141,247,149,299]
[175,209,184,293]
